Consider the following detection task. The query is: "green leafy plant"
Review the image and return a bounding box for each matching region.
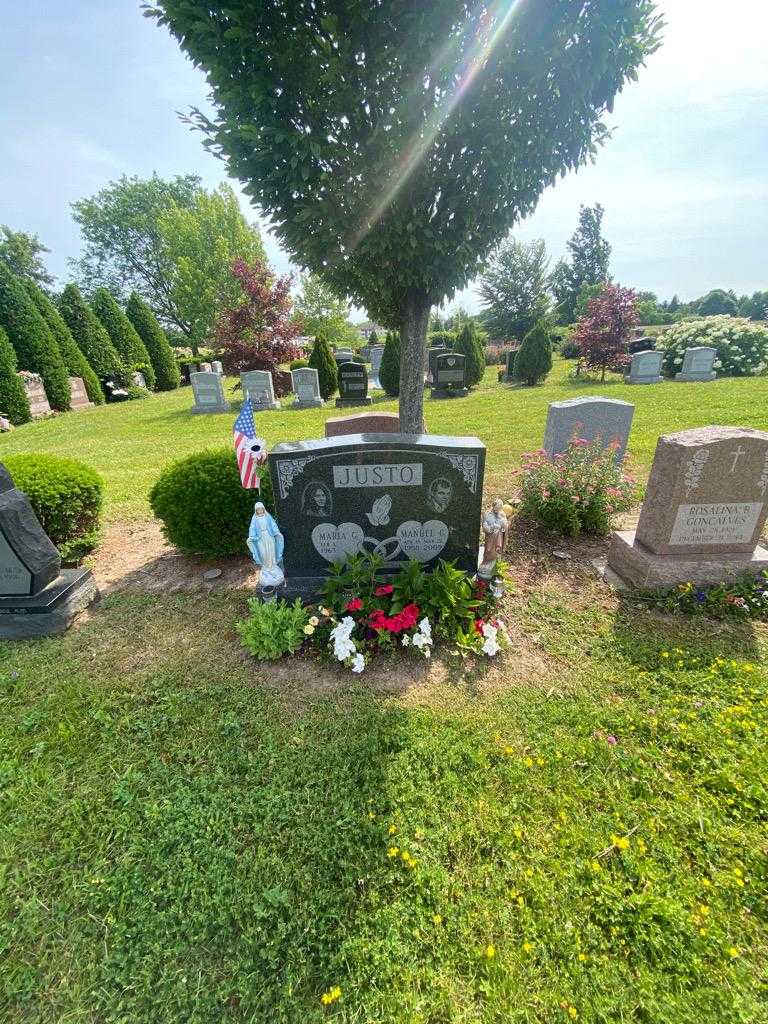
[427,330,456,349]
[91,288,156,389]
[636,571,768,620]
[3,453,103,560]
[126,292,181,391]
[0,264,71,410]
[519,438,637,536]
[514,319,552,385]
[658,316,768,378]
[0,325,31,424]
[289,358,309,370]
[150,447,274,557]
[308,329,338,399]
[58,284,126,385]
[379,330,401,397]
[237,597,309,660]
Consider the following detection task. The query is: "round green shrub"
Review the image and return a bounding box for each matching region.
[0,325,31,424]
[514,319,552,385]
[150,447,275,557]
[3,453,103,561]
[379,330,401,397]
[658,316,768,378]
[290,357,309,370]
[308,330,338,399]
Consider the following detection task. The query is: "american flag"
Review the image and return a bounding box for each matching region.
[233,397,267,488]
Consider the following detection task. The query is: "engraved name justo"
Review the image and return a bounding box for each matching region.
[332,463,423,488]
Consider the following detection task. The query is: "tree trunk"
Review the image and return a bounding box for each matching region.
[398,288,431,433]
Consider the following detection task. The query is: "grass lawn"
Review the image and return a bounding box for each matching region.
[2,358,768,520]
[1,584,766,1023]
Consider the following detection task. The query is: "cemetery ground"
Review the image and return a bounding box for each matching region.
[2,359,768,1022]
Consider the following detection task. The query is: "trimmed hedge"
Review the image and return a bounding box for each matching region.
[289,358,309,370]
[126,293,181,391]
[0,325,31,424]
[3,453,103,561]
[58,284,126,384]
[0,264,71,410]
[308,330,338,400]
[453,322,485,387]
[24,280,105,404]
[92,288,156,389]
[379,330,401,397]
[150,447,274,557]
[514,320,552,385]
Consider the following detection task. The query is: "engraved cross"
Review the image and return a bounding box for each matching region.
[729,446,746,472]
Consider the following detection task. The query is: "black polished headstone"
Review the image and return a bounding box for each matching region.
[268,433,486,596]
[431,352,468,398]
[335,361,372,407]
[427,345,447,381]
[0,464,13,494]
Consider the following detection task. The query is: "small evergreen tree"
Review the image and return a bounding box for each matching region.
[379,330,401,397]
[24,280,104,404]
[58,284,126,385]
[92,288,156,389]
[453,321,485,387]
[308,329,338,399]
[0,264,71,409]
[514,320,552,386]
[367,329,379,346]
[0,325,31,424]
[126,292,181,391]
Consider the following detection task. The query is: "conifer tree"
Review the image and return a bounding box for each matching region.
[23,280,104,404]
[126,292,181,391]
[0,264,71,409]
[308,328,338,400]
[379,330,401,398]
[453,321,485,387]
[514,320,552,386]
[92,288,156,389]
[58,284,125,384]
[0,325,31,424]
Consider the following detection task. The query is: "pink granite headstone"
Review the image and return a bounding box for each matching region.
[325,412,401,437]
[18,372,51,418]
[69,377,93,410]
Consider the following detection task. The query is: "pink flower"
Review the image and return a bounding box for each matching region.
[606,734,618,746]
[375,584,393,596]
[346,597,363,612]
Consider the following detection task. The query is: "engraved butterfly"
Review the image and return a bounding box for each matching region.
[366,494,392,527]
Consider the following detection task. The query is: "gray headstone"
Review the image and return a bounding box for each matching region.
[333,348,355,366]
[19,374,51,418]
[191,371,231,414]
[0,482,61,596]
[211,360,224,375]
[625,349,663,385]
[291,367,324,408]
[269,433,486,596]
[241,370,280,410]
[69,376,93,410]
[543,396,635,464]
[199,361,213,373]
[675,346,717,382]
[132,371,147,389]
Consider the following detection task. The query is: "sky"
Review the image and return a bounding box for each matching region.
[1,0,766,320]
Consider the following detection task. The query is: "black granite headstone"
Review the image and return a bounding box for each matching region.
[335,361,372,407]
[427,345,447,381]
[268,433,486,596]
[431,352,468,398]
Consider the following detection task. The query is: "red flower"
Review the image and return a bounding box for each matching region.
[368,603,420,634]
[375,584,394,596]
[346,597,363,612]
[474,619,485,634]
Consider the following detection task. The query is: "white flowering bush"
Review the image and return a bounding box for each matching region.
[657,316,768,378]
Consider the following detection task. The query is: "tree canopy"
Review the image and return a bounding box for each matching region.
[149,0,661,429]
[478,237,550,341]
[572,283,638,381]
[0,226,55,288]
[71,175,263,349]
[295,274,360,348]
[551,204,612,324]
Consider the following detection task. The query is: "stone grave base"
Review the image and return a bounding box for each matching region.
[335,397,372,407]
[430,387,468,399]
[252,400,281,411]
[294,398,324,409]
[191,402,231,414]
[624,374,662,385]
[675,372,716,382]
[605,529,768,589]
[0,568,98,639]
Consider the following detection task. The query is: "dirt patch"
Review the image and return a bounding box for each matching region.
[87,520,259,596]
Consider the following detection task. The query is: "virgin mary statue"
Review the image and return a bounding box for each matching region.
[247,502,285,588]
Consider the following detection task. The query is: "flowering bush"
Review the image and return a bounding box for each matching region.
[657,316,768,378]
[518,439,637,536]
[638,571,768,620]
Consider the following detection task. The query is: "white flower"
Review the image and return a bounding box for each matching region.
[351,653,365,674]
[418,616,432,639]
[412,632,428,649]
[331,617,357,661]
[402,634,411,646]
[482,636,501,656]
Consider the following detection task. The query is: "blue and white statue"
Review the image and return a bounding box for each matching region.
[247,501,285,588]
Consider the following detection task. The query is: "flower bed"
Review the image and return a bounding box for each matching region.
[237,555,510,670]
[636,571,768,620]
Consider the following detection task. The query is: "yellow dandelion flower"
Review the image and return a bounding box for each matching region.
[303,624,316,635]
[504,745,515,755]
[400,850,411,862]
[320,985,342,1005]
[699,928,707,937]
[699,904,710,917]
[388,824,397,835]
[568,1007,578,1020]
[661,651,669,658]
[728,946,739,958]
[485,944,496,959]
[367,811,375,820]
[522,941,534,954]
[432,914,443,925]
[524,756,534,767]
[590,860,602,872]
[387,846,399,858]
[611,834,630,851]
[578,952,587,962]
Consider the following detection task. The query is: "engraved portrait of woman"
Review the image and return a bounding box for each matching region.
[301,480,333,518]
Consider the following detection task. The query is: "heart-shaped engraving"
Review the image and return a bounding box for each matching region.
[312,522,365,563]
[396,520,449,562]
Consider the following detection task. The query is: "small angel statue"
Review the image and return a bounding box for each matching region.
[478,498,508,580]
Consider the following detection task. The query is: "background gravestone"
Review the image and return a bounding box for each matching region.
[132,371,147,389]
[199,361,213,373]
[676,346,717,382]
[607,426,768,587]
[427,345,447,382]
[336,361,371,407]
[625,350,663,384]
[543,396,635,464]
[19,373,51,418]
[69,376,93,410]
[369,346,384,387]
[325,411,400,437]
[190,371,231,414]
[503,348,518,382]
[0,462,98,637]
[211,360,224,374]
[291,366,324,409]
[268,433,486,596]
[431,352,468,398]
[241,370,280,411]
[333,348,355,368]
